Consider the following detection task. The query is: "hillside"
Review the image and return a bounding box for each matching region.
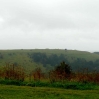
[0,49,99,72]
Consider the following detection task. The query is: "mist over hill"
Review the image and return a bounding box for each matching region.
[0,49,99,72]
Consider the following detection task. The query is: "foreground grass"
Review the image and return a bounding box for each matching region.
[0,85,99,99]
[0,79,97,90]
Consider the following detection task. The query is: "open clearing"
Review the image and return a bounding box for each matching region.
[0,85,99,99]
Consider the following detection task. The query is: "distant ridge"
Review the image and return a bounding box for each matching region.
[0,49,99,72]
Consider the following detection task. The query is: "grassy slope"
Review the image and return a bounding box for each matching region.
[0,50,40,72]
[0,49,99,71]
[0,85,99,99]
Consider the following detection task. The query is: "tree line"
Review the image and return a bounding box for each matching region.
[29,52,99,72]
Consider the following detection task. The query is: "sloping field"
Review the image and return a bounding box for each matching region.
[0,49,99,72]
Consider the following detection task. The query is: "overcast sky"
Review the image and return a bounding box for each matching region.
[0,0,99,52]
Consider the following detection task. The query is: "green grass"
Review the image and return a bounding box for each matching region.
[0,79,97,90]
[0,85,99,99]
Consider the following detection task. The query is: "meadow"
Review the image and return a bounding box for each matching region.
[0,49,99,98]
[0,84,99,99]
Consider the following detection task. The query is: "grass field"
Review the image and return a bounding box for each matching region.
[0,49,99,99]
[0,85,99,99]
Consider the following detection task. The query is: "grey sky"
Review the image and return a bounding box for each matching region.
[0,0,99,51]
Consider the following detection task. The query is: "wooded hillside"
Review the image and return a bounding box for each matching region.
[0,49,99,72]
